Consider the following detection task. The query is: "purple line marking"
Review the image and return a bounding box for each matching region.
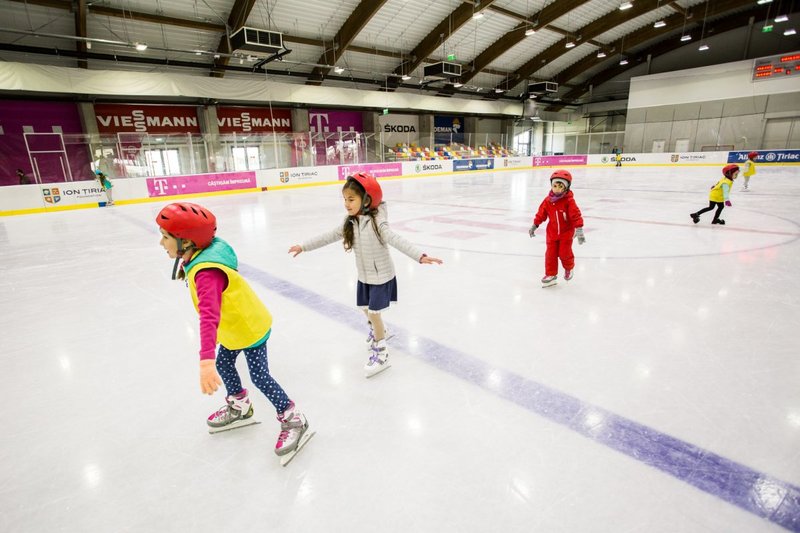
[241,263,800,531]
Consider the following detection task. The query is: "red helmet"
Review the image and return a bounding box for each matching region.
[156,202,217,248]
[747,151,758,160]
[722,164,740,178]
[550,169,572,189]
[348,171,383,211]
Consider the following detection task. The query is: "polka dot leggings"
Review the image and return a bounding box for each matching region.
[216,341,291,413]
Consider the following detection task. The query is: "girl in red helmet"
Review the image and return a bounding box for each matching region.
[741,151,758,191]
[690,164,739,225]
[288,172,442,378]
[528,169,586,288]
[157,202,311,461]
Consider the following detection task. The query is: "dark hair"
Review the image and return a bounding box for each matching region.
[342,178,383,252]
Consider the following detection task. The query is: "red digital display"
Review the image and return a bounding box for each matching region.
[755,71,773,78]
[780,54,800,62]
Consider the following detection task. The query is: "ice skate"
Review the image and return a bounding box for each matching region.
[275,402,311,465]
[712,219,726,225]
[564,269,574,281]
[207,389,260,434]
[690,213,700,224]
[541,275,557,288]
[365,325,392,351]
[365,339,391,378]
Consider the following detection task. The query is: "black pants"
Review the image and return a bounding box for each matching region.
[695,201,725,221]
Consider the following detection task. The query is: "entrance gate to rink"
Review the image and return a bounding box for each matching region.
[23,132,74,184]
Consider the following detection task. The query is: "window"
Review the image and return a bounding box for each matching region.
[232,146,260,171]
[144,149,181,176]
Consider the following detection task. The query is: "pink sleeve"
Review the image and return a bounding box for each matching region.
[195,268,228,360]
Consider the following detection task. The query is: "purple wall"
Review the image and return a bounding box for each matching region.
[0,101,92,186]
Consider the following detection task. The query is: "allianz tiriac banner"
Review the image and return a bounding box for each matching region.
[727,150,800,164]
[0,100,93,186]
[453,158,494,172]
[434,115,465,145]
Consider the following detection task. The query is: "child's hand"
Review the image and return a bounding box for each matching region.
[420,254,443,265]
[575,227,586,245]
[529,224,538,238]
[199,360,222,395]
[288,245,303,257]
[725,200,732,207]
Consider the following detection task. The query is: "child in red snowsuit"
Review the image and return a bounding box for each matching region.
[529,169,585,288]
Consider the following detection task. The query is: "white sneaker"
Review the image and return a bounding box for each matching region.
[275,401,308,456]
[365,339,391,378]
[541,275,557,288]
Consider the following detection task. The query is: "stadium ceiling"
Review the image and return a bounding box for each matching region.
[0,0,797,110]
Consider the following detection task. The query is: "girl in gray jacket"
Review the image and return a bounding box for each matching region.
[289,172,442,377]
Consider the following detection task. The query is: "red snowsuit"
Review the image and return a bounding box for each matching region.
[532,191,584,276]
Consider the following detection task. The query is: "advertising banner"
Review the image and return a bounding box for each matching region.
[338,162,403,180]
[40,180,107,207]
[146,171,256,197]
[497,157,532,168]
[728,149,800,164]
[378,114,420,147]
[308,109,364,165]
[216,106,292,133]
[94,104,201,134]
[308,109,363,134]
[434,116,465,144]
[259,165,338,188]
[402,161,453,176]
[453,158,494,172]
[534,155,587,166]
[0,100,92,186]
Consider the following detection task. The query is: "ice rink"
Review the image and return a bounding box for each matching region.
[2,164,799,532]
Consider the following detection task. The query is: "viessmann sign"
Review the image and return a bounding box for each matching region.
[216,106,292,133]
[94,104,201,134]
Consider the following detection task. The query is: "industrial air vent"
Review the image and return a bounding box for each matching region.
[423,62,462,80]
[528,81,558,95]
[230,27,284,55]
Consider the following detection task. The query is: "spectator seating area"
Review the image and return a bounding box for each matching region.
[387,142,516,161]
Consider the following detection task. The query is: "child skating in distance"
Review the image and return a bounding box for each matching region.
[529,169,585,288]
[288,172,443,378]
[690,164,739,225]
[95,170,114,206]
[741,151,758,191]
[157,202,310,460]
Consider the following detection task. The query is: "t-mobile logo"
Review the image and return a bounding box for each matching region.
[309,113,356,134]
[151,178,169,195]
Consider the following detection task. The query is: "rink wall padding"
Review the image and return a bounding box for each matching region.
[2,150,798,216]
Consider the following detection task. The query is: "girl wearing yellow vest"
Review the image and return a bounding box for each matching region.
[690,164,739,226]
[742,151,758,191]
[157,202,310,460]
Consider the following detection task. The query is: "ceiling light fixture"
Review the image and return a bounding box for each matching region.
[401,74,411,80]
[619,58,629,65]
[472,12,484,20]
[525,27,535,36]
[134,42,147,51]
[334,66,344,73]
[698,44,709,51]
[597,50,606,58]
[757,0,773,4]
[784,28,797,35]
[619,2,633,10]
[565,41,575,48]
[654,20,666,28]
[680,34,692,41]
[775,14,789,22]
[453,82,463,88]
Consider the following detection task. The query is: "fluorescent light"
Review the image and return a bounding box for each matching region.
[775,14,789,22]
[494,88,504,93]
[525,28,535,36]
[134,42,147,51]
[453,82,463,88]
[334,66,344,73]
[654,20,666,28]
[698,44,709,51]
[619,58,629,65]
[757,0,773,4]
[597,51,606,58]
[619,2,633,10]
[401,74,411,80]
[784,28,797,35]
[680,34,692,41]
[565,41,575,48]
[472,12,483,20]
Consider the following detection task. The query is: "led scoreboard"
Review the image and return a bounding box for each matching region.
[752,51,800,81]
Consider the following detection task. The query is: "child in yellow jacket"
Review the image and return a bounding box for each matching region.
[742,151,758,191]
[690,164,739,225]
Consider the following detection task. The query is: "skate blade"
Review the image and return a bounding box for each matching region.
[280,431,315,467]
[541,282,557,288]
[365,363,392,379]
[208,419,260,434]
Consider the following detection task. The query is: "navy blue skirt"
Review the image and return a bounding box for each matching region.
[357,277,398,313]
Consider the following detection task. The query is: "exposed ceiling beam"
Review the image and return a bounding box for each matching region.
[74,0,87,69]
[306,0,389,85]
[210,0,257,78]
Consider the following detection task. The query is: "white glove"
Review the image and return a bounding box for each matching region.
[529,224,538,238]
[575,227,585,245]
